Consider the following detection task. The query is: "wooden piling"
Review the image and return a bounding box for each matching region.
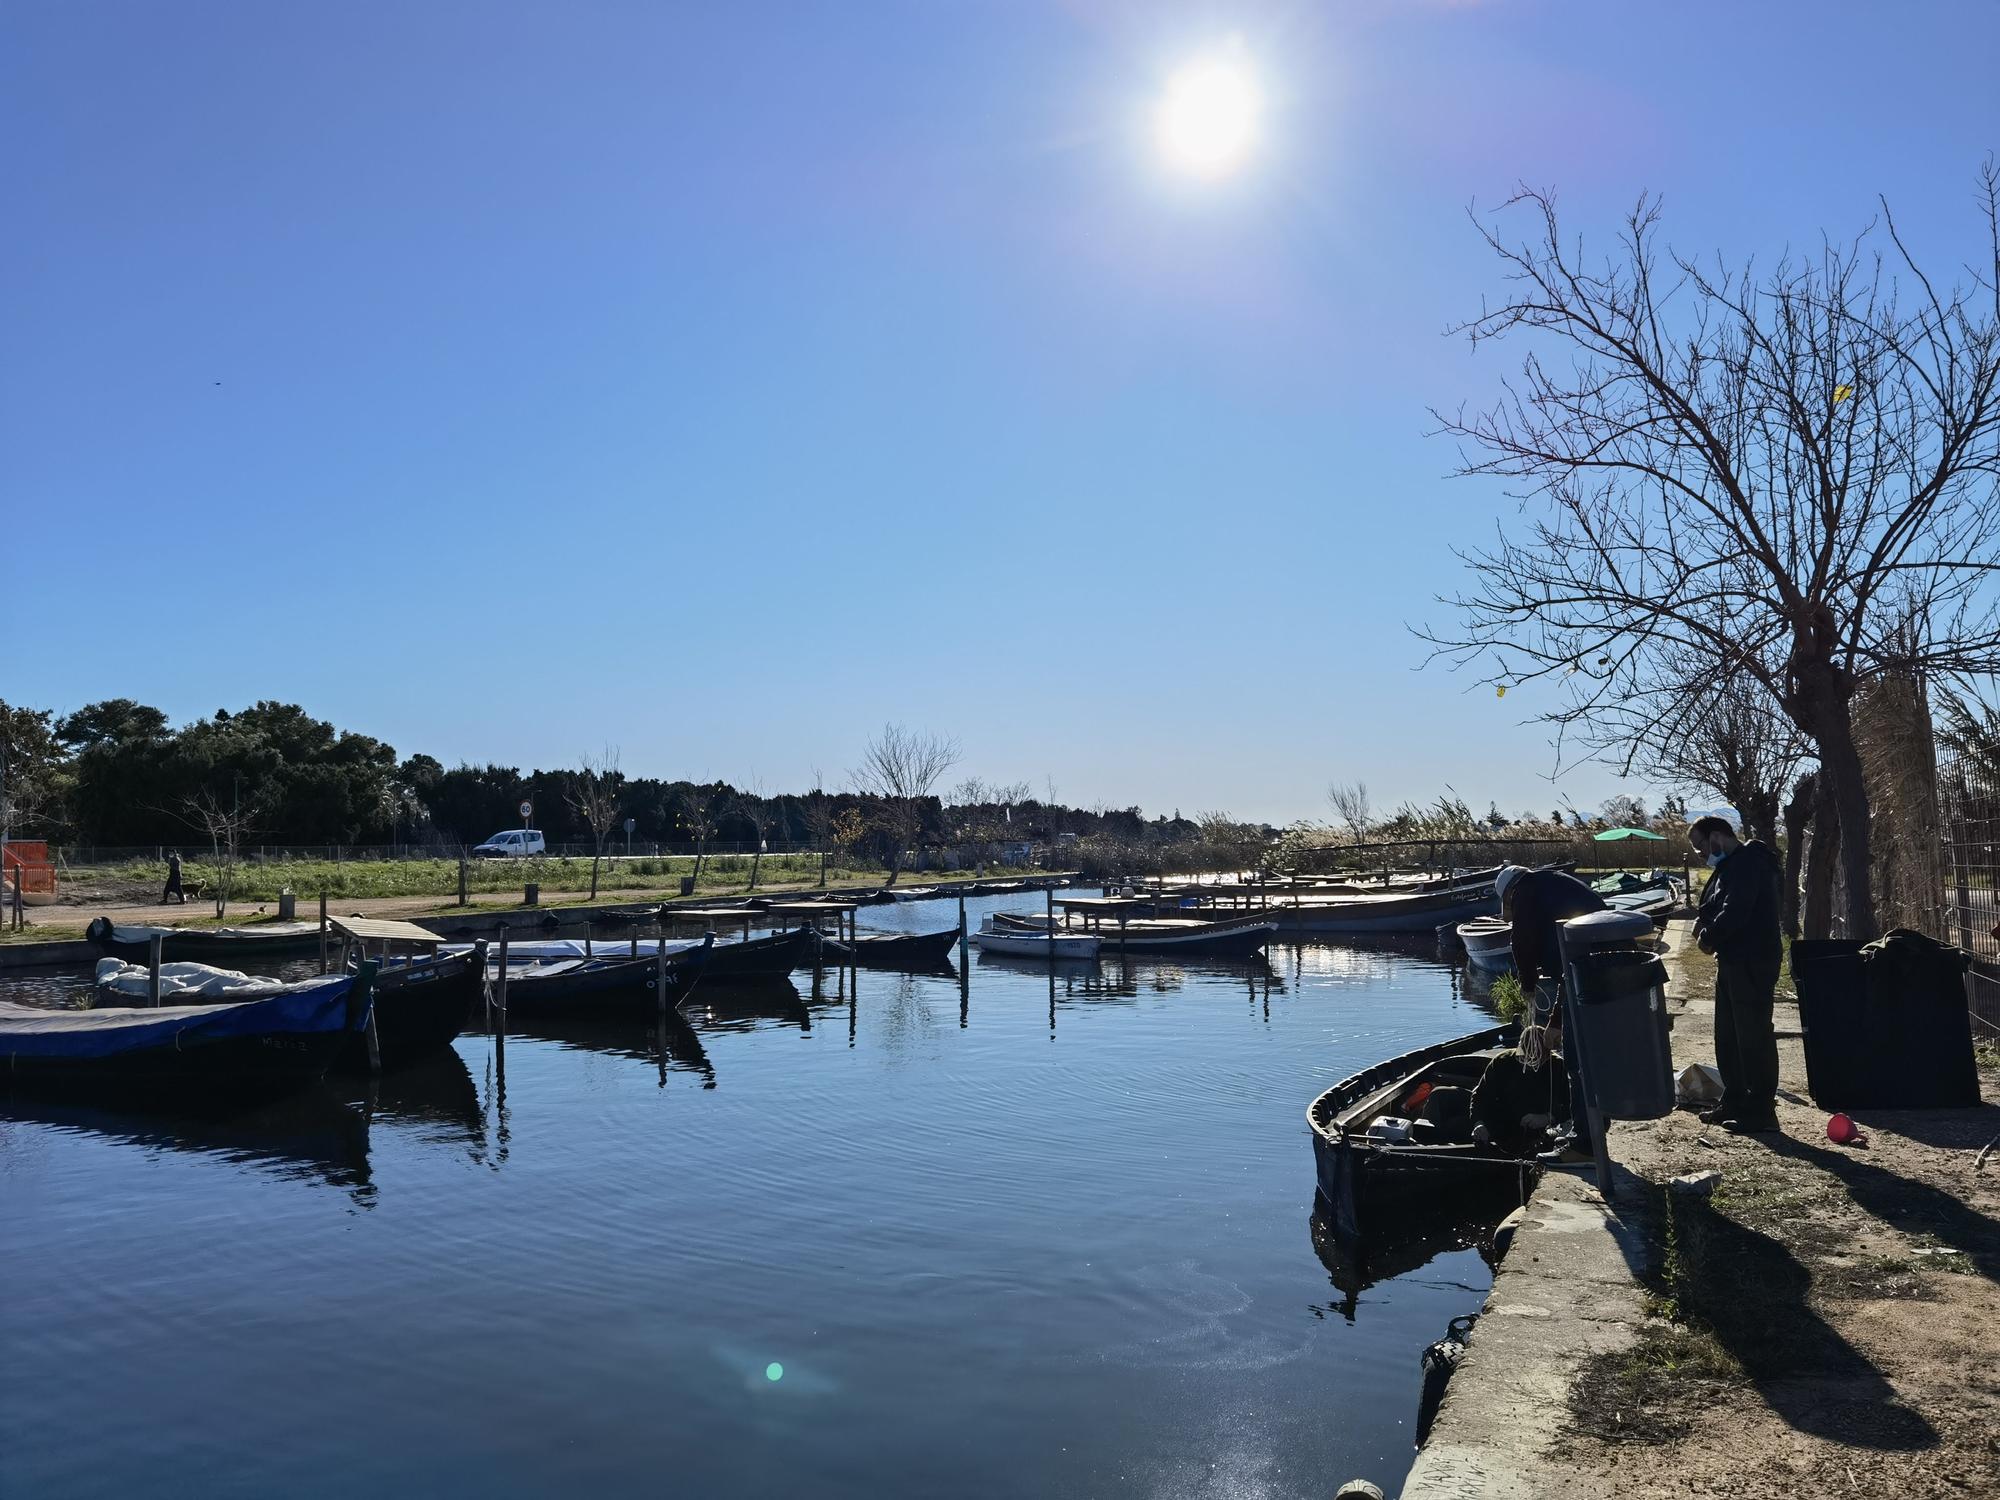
[147,932,163,1006]
[958,892,969,967]
[318,893,330,973]
[495,924,510,1019]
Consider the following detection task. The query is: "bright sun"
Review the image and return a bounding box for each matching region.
[1154,48,1261,180]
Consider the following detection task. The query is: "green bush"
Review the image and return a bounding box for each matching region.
[1490,973,1528,1022]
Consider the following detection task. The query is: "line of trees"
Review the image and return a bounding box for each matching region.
[0,702,1255,884]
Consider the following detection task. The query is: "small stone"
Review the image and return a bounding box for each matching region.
[1335,1483,1385,1500]
[1670,1169,1722,1197]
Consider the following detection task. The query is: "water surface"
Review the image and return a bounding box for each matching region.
[2,894,1503,1498]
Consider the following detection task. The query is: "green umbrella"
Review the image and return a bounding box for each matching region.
[1593,827,1666,841]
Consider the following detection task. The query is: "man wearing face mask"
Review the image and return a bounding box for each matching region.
[1689,815,1784,1134]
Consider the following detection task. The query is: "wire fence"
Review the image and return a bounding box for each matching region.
[1937,748,2000,1040]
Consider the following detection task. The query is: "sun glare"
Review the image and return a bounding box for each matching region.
[1154,48,1261,180]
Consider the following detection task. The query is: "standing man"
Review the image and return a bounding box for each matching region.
[1689,815,1784,1134]
[1495,863,1606,1164]
[162,850,184,905]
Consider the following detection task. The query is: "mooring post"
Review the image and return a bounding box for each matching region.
[147,932,163,1006]
[1045,887,1055,957]
[495,923,510,1021]
[656,935,669,1015]
[318,893,329,974]
[958,892,969,967]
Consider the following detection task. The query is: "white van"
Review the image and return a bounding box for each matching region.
[473,829,547,859]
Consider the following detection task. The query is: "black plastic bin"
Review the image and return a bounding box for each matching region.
[1564,946,1675,1119]
[1790,937,1980,1109]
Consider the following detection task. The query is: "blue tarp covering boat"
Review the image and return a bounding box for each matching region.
[0,973,365,1097]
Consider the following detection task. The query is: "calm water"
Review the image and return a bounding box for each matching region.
[2,894,1505,1498]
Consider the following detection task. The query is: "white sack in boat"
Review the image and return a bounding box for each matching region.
[93,957,287,1001]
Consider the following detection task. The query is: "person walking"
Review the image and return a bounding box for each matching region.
[1689,815,1784,1134]
[1495,863,1607,1164]
[162,850,184,905]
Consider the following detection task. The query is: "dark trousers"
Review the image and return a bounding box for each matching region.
[1715,955,1781,1118]
[162,876,182,905]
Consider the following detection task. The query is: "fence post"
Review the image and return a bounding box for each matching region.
[458,857,469,907]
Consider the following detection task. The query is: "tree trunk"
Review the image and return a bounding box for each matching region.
[1779,772,1814,941]
[589,850,601,900]
[691,841,706,888]
[1800,772,1840,940]
[749,843,762,891]
[1813,701,1878,941]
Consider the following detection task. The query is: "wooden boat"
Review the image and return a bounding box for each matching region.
[1273,886,1500,936]
[1454,917,1515,974]
[969,917,1100,960]
[993,912,1276,957]
[493,954,686,1014]
[1306,1023,1535,1244]
[458,927,806,978]
[340,949,483,1072]
[887,886,939,902]
[817,928,962,969]
[0,972,368,1100]
[86,917,325,963]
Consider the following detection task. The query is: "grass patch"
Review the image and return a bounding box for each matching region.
[1490,973,1527,1021]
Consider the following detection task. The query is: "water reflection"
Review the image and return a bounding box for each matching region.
[505,1006,716,1089]
[1,1086,375,1202]
[1307,1205,1501,1326]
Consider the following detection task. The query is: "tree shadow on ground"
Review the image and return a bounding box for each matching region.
[1841,1099,2000,1151]
[1676,1194,1938,1451]
[1766,1130,2000,1282]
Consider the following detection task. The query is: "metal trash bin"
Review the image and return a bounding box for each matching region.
[679,876,697,897]
[1561,910,1674,1121]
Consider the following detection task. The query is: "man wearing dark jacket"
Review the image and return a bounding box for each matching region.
[1690,816,1784,1134]
[1496,864,1606,1162]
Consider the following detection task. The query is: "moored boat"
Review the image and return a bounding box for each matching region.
[1454,917,1515,974]
[0,972,369,1100]
[491,952,693,1014]
[969,917,1101,960]
[86,917,326,963]
[343,949,483,1071]
[1307,1023,1537,1244]
[993,912,1277,957]
[1274,886,1500,936]
[817,928,962,969]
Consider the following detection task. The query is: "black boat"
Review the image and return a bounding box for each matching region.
[0,971,369,1101]
[992,911,1277,957]
[86,916,326,963]
[338,949,483,1072]
[704,926,821,978]
[1307,1023,1537,1245]
[494,953,686,1014]
[817,928,962,969]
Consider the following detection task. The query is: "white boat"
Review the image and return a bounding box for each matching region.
[889,886,939,902]
[1454,917,1515,973]
[969,915,1101,960]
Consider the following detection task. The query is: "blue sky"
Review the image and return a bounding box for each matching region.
[6,1,1996,824]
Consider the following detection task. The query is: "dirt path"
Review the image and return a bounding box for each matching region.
[1542,926,2000,1497]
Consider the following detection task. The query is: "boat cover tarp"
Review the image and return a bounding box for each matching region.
[0,977,356,1060]
[96,921,323,945]
[94,958,286,1001]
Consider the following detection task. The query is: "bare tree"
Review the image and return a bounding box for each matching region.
[852,724,958,884]
[1326,780,1373,842]
[1648,675,1810,845]
[566,748,623,900]
[738,774,775,891]
[180,788,256,919]
[1426,169,2000,939]
[676,781,733,890]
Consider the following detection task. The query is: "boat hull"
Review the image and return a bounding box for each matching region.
[339,951,482,1072]
[819,929,962,969]
[970,930,1101,959]
[1277,890,1499,935]
[87,917,325,963]
[1455,920,1516,974]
